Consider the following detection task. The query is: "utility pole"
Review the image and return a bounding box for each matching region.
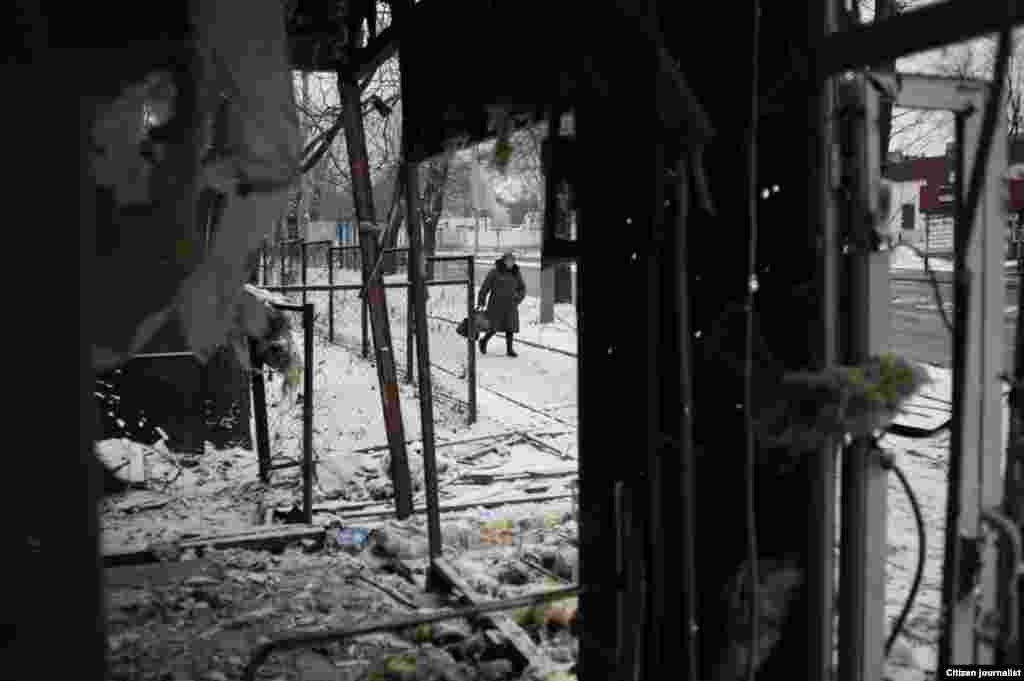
[338,72,414,519]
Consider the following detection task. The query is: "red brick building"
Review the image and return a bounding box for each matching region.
[883,136,1024,258]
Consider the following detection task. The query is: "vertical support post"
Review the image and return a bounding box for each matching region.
[339,73,413,520]
[398,17,443,579]
[302,303,314,524]
[405,180,442,567]
[643,142,665,680]
[362,294,370,358]
[79,92,108,681]
[577,83,626,681]
[837,75,889,681]
[940,89,1008,666]
[301,241,308,306]
[972,95,1007,667]
[467,256,477,424]
[1003,244,1024,667]
[942,111,973,669]
[328,247,335,343]
[540,263,555,324]
[807,0,840,677]
[251,350,271,483]
[617,483,638,679]
[672,155,700,681]
[406,285,415,384]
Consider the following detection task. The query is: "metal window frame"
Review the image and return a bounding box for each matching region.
[845,71,1008,671]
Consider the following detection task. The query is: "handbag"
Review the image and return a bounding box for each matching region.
[457,310,491,338]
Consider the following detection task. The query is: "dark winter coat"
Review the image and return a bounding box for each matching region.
[477,259,526,333]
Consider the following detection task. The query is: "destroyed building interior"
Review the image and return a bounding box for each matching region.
[6,0,1023,680]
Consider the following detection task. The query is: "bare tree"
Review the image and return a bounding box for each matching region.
[857,1,1023,160]
[418,151,454,279]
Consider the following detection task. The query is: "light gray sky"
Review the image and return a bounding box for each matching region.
[879,2,1023,157]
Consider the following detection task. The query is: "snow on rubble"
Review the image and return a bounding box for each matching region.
[99,316,577,552]
[98,264,1007,681]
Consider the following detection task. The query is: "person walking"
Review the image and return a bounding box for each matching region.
[476,251,526,357]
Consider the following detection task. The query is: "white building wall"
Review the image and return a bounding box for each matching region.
[886,178,927,246]
[437,220,542,250]
[305,220,338,243]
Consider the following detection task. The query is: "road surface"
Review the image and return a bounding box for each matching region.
[888,275,1018,370]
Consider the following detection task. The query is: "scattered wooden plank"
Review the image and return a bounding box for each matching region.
[518,431,572,459]
[179,524,325,552]
[328,493,576,522]
[103,525,327,567]
[105,558,221,587]
[454,471,575,485]
[455,443,511,464]
[352,431,519,454]
[113,491,172,513]
[354,573,419,609]
[431,557,549,671]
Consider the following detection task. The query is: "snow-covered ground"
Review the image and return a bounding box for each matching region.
[890,244,1018,273]
[882,364,1015,677]
[102,260,1014,678]
[890,246,953,272]
[100,318,578,555]
[882,365,953,674]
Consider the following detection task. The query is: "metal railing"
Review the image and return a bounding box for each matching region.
[259,242,478,424]
[251,302,314,524]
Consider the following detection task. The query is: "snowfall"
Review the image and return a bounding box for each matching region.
[96,254,1015,681]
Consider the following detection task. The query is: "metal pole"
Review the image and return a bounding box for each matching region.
[837,75,889,681]
[302,303,314,524]
[1004,236,1024,667]
[467,256,477,424]
[362,294,369,358]
[251,350,271,483]
[940,113,970,670]
[301,241,308,307]
[407,163,443,572]
[643,141,665,679]
[406,285,415,384]
[673,156,699,681]
[339,73,413,519]
[328,247,335,343]
[398,19,443,578]
[807,0,840,677]
[474,208,480,260]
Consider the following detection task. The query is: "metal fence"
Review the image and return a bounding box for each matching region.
[258,241,478,424]
[251,303,314,523]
